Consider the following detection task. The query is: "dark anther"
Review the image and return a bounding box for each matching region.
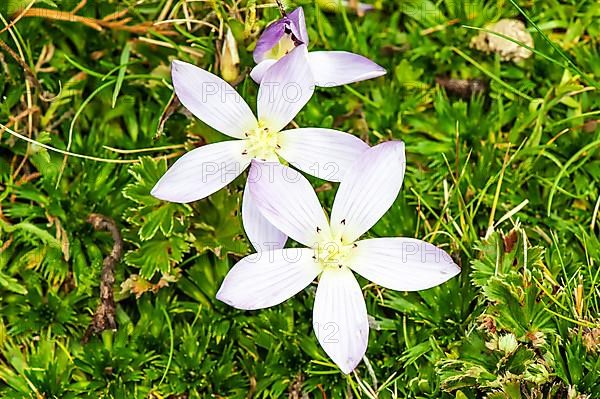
[291,35,303,47]
[241,150,248,155]
[312,255,316,260]
[316,227,321,233]
[341,219,346,225]
[263,127,268,131]
[352,243,358,248]
[281,22,303,46]
[276,144,281,149]
[338,264,343,268]
[244,132,249,137]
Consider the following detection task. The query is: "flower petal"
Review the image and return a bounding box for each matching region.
[253,19,288,63]
[257,45,315,133]
[313,267,368,374]
[330,141,406,242]
[250,59,277,84]
[171,60,258,138]
[248,161,329,248]
[277,128,369,182]
[287,7,308,44]
[307,51,386,87]
[216,248,321,310]
[242,179,288,252]
[349,238,460,291]
[151,140,250,203]
[253,7,308,64]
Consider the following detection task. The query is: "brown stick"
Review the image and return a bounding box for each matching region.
[275,0,287,16]
[83,214,123,343]
[0,39,41,92]
[0,0,36,35]
[22,8,175,35]
[0,38,58,102]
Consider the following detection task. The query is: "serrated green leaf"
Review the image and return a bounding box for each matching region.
[124,236,190,278]
[191,187,249,257]
[138,203,178,241]
[123,157,167,205]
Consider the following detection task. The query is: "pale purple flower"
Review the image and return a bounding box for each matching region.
[251,7,386,87]
[151,44,369,251]
[216,142,460,373]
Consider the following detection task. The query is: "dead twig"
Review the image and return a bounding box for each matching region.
[21,7,176,35]
[155,94,181,139]
[83,214,123,343]
[275,0,287,16]
[0,107,40,138]
[0,38,54,101]
[0,0,36,35]
[135,37,204,59]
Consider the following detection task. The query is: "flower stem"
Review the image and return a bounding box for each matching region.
[275,0,286,17]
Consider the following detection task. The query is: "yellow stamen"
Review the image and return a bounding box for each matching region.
[265,34,296,60]
[243,122,280,161]
[313,236,355,270]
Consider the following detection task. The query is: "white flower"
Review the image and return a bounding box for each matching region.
[151,44,368,251]
[216,142,461,373]
[251,7,386,87]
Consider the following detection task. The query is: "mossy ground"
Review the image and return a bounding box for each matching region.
[0,0,599,398]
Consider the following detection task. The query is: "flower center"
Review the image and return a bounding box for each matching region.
[313,237,355,270]
[264,34,296,60]
[243,123,280,161]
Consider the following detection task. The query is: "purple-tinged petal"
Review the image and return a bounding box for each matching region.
[171,60,257,138]
[253,7,308,64]
[319,1,375,14]
[257,44,315,132]
[151,141,251,203]
[349,238,460,291]
[216,248,320,310]
[330,141,406,243]
[340,1,376,14]
[313,266,368,374]
[307,51,386,87]
[242,179,288,252]
[248,161,329,248]
[277,128,369,182]
[254,19,288,63]
[250,59,277,84]
[287,7,309,45]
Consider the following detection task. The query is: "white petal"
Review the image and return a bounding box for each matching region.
[171,60,258,138]
[242,179,287,252]
[308,51,386,87]
[313,267,368,374]
[349,238,460,291]
[257,45,315,132]
[248,161,329,248]
[330,141,406,242]
[277,128,369,182]
[250,59,277,84]
[288,7,309,45]
[151,141,250,203]
[216,248,321,310]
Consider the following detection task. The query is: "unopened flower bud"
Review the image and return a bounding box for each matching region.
[220,27,240,83]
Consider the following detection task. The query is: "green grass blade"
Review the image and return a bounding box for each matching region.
[507,0,600,89]
[112,42,132,108]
